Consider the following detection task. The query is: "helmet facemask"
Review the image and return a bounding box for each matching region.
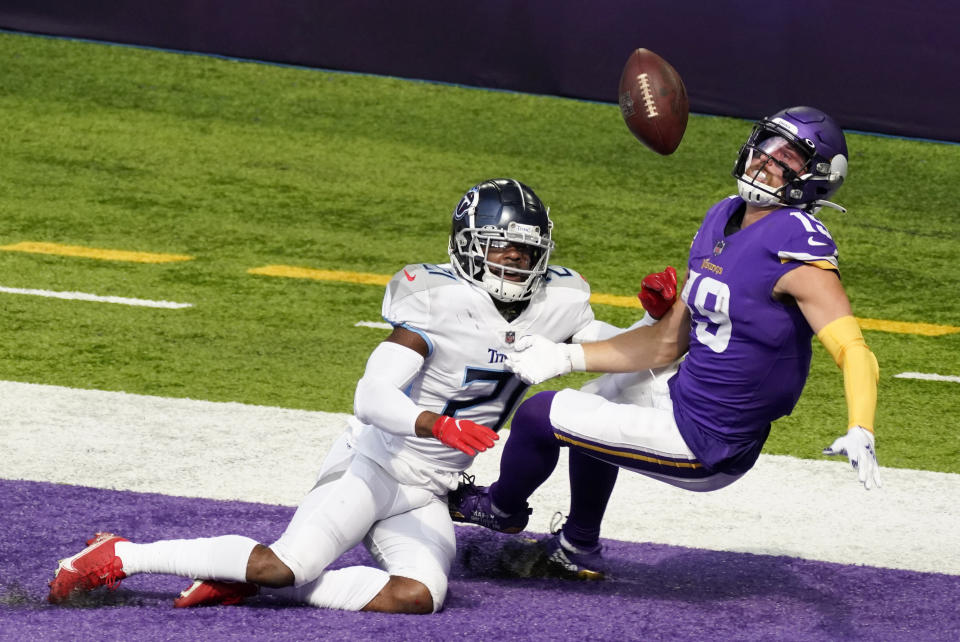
[733,111,848,213]
[735,129,815,208]
[451,221,554,302]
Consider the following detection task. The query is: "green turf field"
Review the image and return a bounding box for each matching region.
[1,32,958,472]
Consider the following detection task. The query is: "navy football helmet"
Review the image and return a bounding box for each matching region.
[733,106,849,213]
[448,179,554,302]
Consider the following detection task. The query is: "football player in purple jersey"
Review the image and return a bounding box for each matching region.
[449,106,881,580]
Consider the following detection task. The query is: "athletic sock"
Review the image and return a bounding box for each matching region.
[115,535,258,582]
[563,448,619,550]
[490,391,560,515]
[559,530,601,555]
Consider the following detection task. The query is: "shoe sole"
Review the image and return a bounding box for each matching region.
[174,580,256,608]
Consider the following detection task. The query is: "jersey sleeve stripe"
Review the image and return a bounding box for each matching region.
[385,320,435,357]
[778,254,839,270]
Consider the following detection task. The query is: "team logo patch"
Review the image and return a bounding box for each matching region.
[455,188,479,220]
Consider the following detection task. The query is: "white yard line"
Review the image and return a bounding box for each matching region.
[1,380,957,576]
[0,286,192,309]
[354,321,392,329]
[894,371,960,383]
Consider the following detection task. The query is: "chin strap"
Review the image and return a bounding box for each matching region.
[810,199,847,214]
[482,269,529,302]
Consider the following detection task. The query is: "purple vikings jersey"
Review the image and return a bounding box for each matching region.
[669,196,839,474]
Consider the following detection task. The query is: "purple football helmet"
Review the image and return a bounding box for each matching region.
[733,106,849,213]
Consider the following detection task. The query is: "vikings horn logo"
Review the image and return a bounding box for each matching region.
[454,187,480,220]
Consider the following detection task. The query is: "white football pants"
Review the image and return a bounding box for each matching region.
[552,364,743,491]
[269,434,455,611]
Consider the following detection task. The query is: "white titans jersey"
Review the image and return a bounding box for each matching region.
[348,262,594,492]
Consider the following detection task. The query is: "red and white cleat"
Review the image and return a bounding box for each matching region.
[173,579,258,608]
[48,532,128,604]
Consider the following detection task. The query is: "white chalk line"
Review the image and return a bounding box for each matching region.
[895,371,960,383]
[0,285,192,309]
[354,321,392,329]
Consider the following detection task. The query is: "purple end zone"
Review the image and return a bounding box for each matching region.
[1,479,957,640]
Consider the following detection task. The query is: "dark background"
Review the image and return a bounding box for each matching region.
[2,0,957,142]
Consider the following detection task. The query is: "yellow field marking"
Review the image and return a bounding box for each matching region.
[0,242,193,263]
[248,265,390,286]
[857,317,960,337]
[251,266,960,337]
[590,292,642,309]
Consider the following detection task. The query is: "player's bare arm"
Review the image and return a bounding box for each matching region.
[773,264,852,332]
[505,300,689,385]
[580,299,690,373]
[384,325,430,358]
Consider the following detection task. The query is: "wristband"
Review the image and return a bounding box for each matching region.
[568,343,587,372]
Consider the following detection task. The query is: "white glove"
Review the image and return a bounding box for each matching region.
[823,426,882,490]
[505,335,586,385]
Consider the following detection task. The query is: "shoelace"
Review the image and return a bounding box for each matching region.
[94,558,125,591]
[549,511,565,536]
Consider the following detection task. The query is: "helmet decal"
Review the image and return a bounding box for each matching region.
[769,117,799,136]
[454,187,479,221]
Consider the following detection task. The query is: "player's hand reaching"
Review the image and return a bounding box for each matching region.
[505,335,586,385]
[823,426,882,490]
[638,266,678,320]
[431,416,498,456]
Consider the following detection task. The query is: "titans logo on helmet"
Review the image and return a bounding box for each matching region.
[455,188,479,221]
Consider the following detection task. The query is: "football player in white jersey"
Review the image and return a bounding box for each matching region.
[47,178,637,614]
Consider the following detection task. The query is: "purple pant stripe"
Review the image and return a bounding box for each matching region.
[553,428,710,479]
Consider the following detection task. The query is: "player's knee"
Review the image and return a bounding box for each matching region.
[245,544,295,588]
[384,576,436,614]
[513,390,558,443]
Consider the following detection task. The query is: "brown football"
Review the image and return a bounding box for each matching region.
[618,48,689,155]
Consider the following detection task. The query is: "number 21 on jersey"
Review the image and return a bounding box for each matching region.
[681,269,732,353]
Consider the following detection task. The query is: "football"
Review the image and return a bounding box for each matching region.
[618,48,689,155]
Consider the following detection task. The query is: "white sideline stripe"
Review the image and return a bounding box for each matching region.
[1,380,958,576]
[354,321,392,329]
[0,286,192,309]
[894,371,960,383]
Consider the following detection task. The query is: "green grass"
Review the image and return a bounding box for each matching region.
[1,32,958,472]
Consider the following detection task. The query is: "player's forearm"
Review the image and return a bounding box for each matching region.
[581,303,689,372]
[570,312,660,344]
[816,315,879,432]
[413,410,442,438]
[571,319,625,343]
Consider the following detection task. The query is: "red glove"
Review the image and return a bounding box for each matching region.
[638,266,678,319]
[431,416,498,456]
